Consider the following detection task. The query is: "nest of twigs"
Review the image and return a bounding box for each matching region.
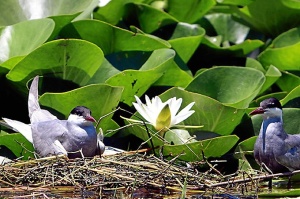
[0,149,292,198]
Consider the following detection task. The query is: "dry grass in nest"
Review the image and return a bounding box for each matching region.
[0,149,295,197]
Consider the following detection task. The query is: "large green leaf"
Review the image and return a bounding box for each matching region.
[0,133,34,159]
[127,3,178,33]
[0,0,97,26]
[39,84,123,134]
[235,136,256,158]
[205,13,250,45]
[281,85,300,106]
[245,58,281,94]
[165,0,215,23]
[93,0,144,25]
[276,71,300,92]
[60,19,171,55]
[106,70,162,105]
[234,0,300,37]
[258,27,300,71]
[140,49,193,87]
[0,19,54,65]
[186,66,265,109]
[6,39,104,93]
[90,49,192,90]
[169,23,205,63]
[162,135,239,161]
[201,36,263,56]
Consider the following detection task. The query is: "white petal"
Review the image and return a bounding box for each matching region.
[172,110,195,125]
[133,102,152,124]
[134,95,143,105]
[172,102,195,125]
[141,103,157,124]
[168,97,182,116]
[145,95,152,107]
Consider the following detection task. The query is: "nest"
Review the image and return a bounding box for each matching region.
[0,149,281,198]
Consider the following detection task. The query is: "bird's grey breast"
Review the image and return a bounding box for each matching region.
[62,121,97,157]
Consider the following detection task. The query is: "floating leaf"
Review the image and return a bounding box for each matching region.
[60,19,171,55]
[162,135,239,161]
[166,0,215,23]
[0,133,34,159]
[186,66,265,109]
[0,19,54,65]
[169,23,205,63]
[7,39,104,93]
[258,27,300,71]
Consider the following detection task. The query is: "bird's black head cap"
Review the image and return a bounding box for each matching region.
[261,97,282,109]
[70,106,92,117]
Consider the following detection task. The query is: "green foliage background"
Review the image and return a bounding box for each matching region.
[0,0,300,172]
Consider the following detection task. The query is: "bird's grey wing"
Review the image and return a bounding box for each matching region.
[253,135,262,164]
[2,118,33,143]
[31,120,68,157]
[28,76,57,123]
[275,135,300,171]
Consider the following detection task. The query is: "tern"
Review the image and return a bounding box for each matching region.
[2,76,105,158]
[250,97,300,172]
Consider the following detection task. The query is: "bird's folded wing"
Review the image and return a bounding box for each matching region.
[275,136,300,171]
[31,120,69,157]
[2,118,33,143]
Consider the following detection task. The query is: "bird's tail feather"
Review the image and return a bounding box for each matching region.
[2,118,33,143]
[28,76,41,119]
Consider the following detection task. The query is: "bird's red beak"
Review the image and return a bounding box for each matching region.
[84,115,96,122]
[249,107,265,116]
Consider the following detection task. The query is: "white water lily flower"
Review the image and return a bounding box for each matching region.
[132,95,195,132]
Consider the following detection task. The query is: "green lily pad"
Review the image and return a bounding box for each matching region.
[60,19,171,55]
[235,136,256,158]
[246,58,282,94]
[0,0,97,26]
[281,85,300,106]
[276,71,300,92]
[205,13,250,45]
[165,0,215,23]
[202,36,263,55]
[0,19,55,65]
[235,0,300,37]
[39,84,124,134]
[106,70,162,105]
[258,27,300,71]
[169,23,205,63]
[140,49,193,87]
[127,2,178,34]
[6,39,104,93]
[162,135,239,161]
[186,66,265,109]
[0,133,34,159]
